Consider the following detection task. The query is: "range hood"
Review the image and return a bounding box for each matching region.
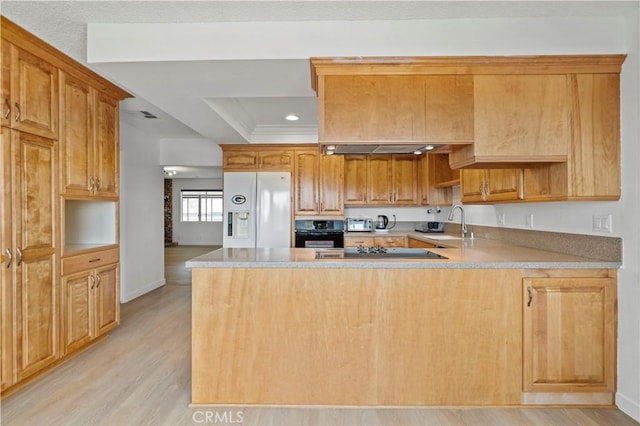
[319,143,442,155]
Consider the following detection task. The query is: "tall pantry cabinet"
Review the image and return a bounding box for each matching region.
[1,17,129,397]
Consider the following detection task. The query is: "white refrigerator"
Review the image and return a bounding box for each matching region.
[223,172,291,248]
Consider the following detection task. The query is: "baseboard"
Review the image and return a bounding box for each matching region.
[616,391,640,423]
[121,278,166,303]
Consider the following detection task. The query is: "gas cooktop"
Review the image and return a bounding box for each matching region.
[315,247,448,260]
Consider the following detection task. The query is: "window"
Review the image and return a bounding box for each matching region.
[181,190,223,222]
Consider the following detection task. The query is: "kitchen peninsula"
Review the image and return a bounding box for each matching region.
[187,237,619,407]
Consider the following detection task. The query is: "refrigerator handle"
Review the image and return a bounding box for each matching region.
[227,212,233,237]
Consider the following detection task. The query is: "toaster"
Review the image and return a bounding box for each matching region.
[346,218,373,232]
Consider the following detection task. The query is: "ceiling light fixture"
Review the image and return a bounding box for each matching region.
[413,150,423,155]
[285,114,300,121]
[425,145,435,151]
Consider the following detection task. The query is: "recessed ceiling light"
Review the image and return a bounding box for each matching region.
[285,114,300,121]
[413,150,423,155]
[425,145,435,151]
[327,145,336,150]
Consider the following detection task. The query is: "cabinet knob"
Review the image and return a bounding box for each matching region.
[527,286,533,307]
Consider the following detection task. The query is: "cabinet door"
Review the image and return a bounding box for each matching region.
[460,170,486,203]
[523,277,615,396]
[374,237,406,248]
[343,236,374,248]
[94,263,119,336]
[0,127,14,390]
[94,92,118,197]
[322,75,426,142]
[1,41,11,128]
[367,156,393,205]
[485,169,523,202]
[294,150,319,215]
[474,75,570,160]
[424,75,474,142]
[318,154,344,215]
[419,154,456,206]
[392,156,419,205]
[12,130,58,380]
[10,44,58,139]
[344,156,367,205]
[60,73,93,196]
[62,271,93,354]
[223,151,258,169]
[258,150,294,170]
[407,237,436,249]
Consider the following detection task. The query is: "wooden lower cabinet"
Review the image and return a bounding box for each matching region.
[62,256,119,354]
[343,236,374,247]
[407,237,436,249]
[374,236,406,247]
[522,271,616,405]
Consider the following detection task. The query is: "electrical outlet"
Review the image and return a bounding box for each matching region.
[496,212,506,226]
[525,214,534,228]
[592,214,613,233]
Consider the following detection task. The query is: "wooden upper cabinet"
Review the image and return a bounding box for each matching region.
[258,150,294,169]
[60,73,93,195]
[461,169,523,204]
[419,153,457,206]
[392,155,419,205]
[321,75,426,142]
[60,76,119,198]
[450,75,571,169]
[344,155,367,205]
[523,275,616,402]
[221,146,294,171]
[319,74,473,144]
[223,150,258,169]
[294,149,344,216]
[367,156,393,205]
[93,92,119,197]
[1,41,58,139]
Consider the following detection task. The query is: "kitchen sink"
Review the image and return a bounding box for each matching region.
[316,247,448,260]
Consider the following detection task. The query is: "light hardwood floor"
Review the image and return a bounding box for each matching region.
[1,246,638,425]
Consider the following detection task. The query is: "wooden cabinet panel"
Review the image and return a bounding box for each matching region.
[523,276,616,400]
[0,128,14,391]
[294,150,319,215]
[2,43,58,139]
[407,237,436,249]
[93,93,118,197]
[392,155,419,205]
[1,42,11,128]
[62,262,119,353]
[61,247,119,276]
[461,169,523,204]
[294,150,344,216]
[367,156,393,205]
[374,236,406,248]
[322,75,426,142]
[259,150,294,169]
[223,151,258,169]
[424,75,474,142]
[344,156,367,205]
[94,263,119,336]
[419,153,457,206]
[60,73,93,196]
[10,131,58,381]
[343,236,374,248]
[62,272,92,354]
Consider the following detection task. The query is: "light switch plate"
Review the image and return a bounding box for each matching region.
[592,214,613,233]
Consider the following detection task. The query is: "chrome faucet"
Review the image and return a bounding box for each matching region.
[448,205,467,239]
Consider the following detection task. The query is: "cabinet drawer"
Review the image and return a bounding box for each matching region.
[407,237,436,249]
[374,236,407,248]
[62,248,119,276]
[344,236,375,247]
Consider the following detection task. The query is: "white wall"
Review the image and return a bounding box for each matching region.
[119,117,166,303]
[171,178,224,245]
[159,137,222,166]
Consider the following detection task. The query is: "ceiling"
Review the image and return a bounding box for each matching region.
[2,1,637,176]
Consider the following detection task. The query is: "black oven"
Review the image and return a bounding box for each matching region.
[295,230,344,248]
[294,219,344,248]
